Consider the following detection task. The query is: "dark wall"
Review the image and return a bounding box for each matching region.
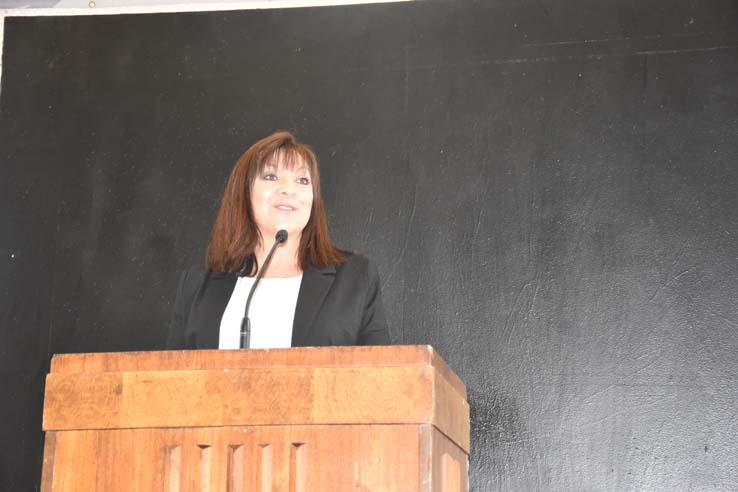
[2,1,738,490]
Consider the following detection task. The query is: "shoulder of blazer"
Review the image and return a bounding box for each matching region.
[179,268,238,302]
[302,252,376,282]
[332,252,372,279]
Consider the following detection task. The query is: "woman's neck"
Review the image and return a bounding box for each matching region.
[253,236,302,278]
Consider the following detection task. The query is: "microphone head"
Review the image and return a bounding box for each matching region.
[275,229,288,244]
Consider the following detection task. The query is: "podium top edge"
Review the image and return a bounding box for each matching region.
[50,345,435,363]
[49,345,466,397]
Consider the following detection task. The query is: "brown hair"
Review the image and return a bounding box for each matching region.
[205,131,344,273]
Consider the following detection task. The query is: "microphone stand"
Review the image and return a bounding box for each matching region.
[240,229,288,349]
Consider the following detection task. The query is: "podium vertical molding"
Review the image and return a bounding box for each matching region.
[258,443,273,492]
[289,442,306,492]
[198,444,211,492]
[227,444,244,492]
[165,445,182,492]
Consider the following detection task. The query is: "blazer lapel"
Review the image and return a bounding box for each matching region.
[291,263,336,346]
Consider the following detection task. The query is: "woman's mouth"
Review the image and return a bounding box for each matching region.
[275,203,297,211]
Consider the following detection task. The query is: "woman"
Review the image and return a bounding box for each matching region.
[166,131,390,349]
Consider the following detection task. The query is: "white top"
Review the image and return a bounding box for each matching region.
[218,274,303,349]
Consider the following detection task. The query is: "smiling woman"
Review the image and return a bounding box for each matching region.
[249,157,314,266]
[166,131,390,350]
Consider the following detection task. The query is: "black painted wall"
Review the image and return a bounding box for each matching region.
[2,1,737,490]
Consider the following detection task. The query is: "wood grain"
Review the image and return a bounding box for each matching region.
[420,425,469,492]
[49,345,466,398]
[433,368,471,452]
[48,425,427,491]
[44,367,430,426]
[44,347,470,453]
[41,346,470,491]
[39,432,56,492]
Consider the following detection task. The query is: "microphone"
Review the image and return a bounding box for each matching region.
[240,230,288,349]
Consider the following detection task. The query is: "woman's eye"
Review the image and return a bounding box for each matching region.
[297,177,310,185]
[263,174,277,181]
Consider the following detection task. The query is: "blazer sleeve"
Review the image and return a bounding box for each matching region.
[166,269,193,349]
[357,259,391,345]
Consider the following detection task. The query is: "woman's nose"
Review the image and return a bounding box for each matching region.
[278,183,295,195]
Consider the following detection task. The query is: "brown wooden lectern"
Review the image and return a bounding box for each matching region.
[41,345,469,491]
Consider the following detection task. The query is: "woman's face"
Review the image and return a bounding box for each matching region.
[250,158,314,243]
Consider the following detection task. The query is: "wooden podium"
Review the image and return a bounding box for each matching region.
[41,345,469,491]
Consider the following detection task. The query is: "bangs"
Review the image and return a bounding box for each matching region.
[245,133,320,191]
[259,146,312,174]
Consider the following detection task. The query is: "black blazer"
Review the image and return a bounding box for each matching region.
[166,253,390,349]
